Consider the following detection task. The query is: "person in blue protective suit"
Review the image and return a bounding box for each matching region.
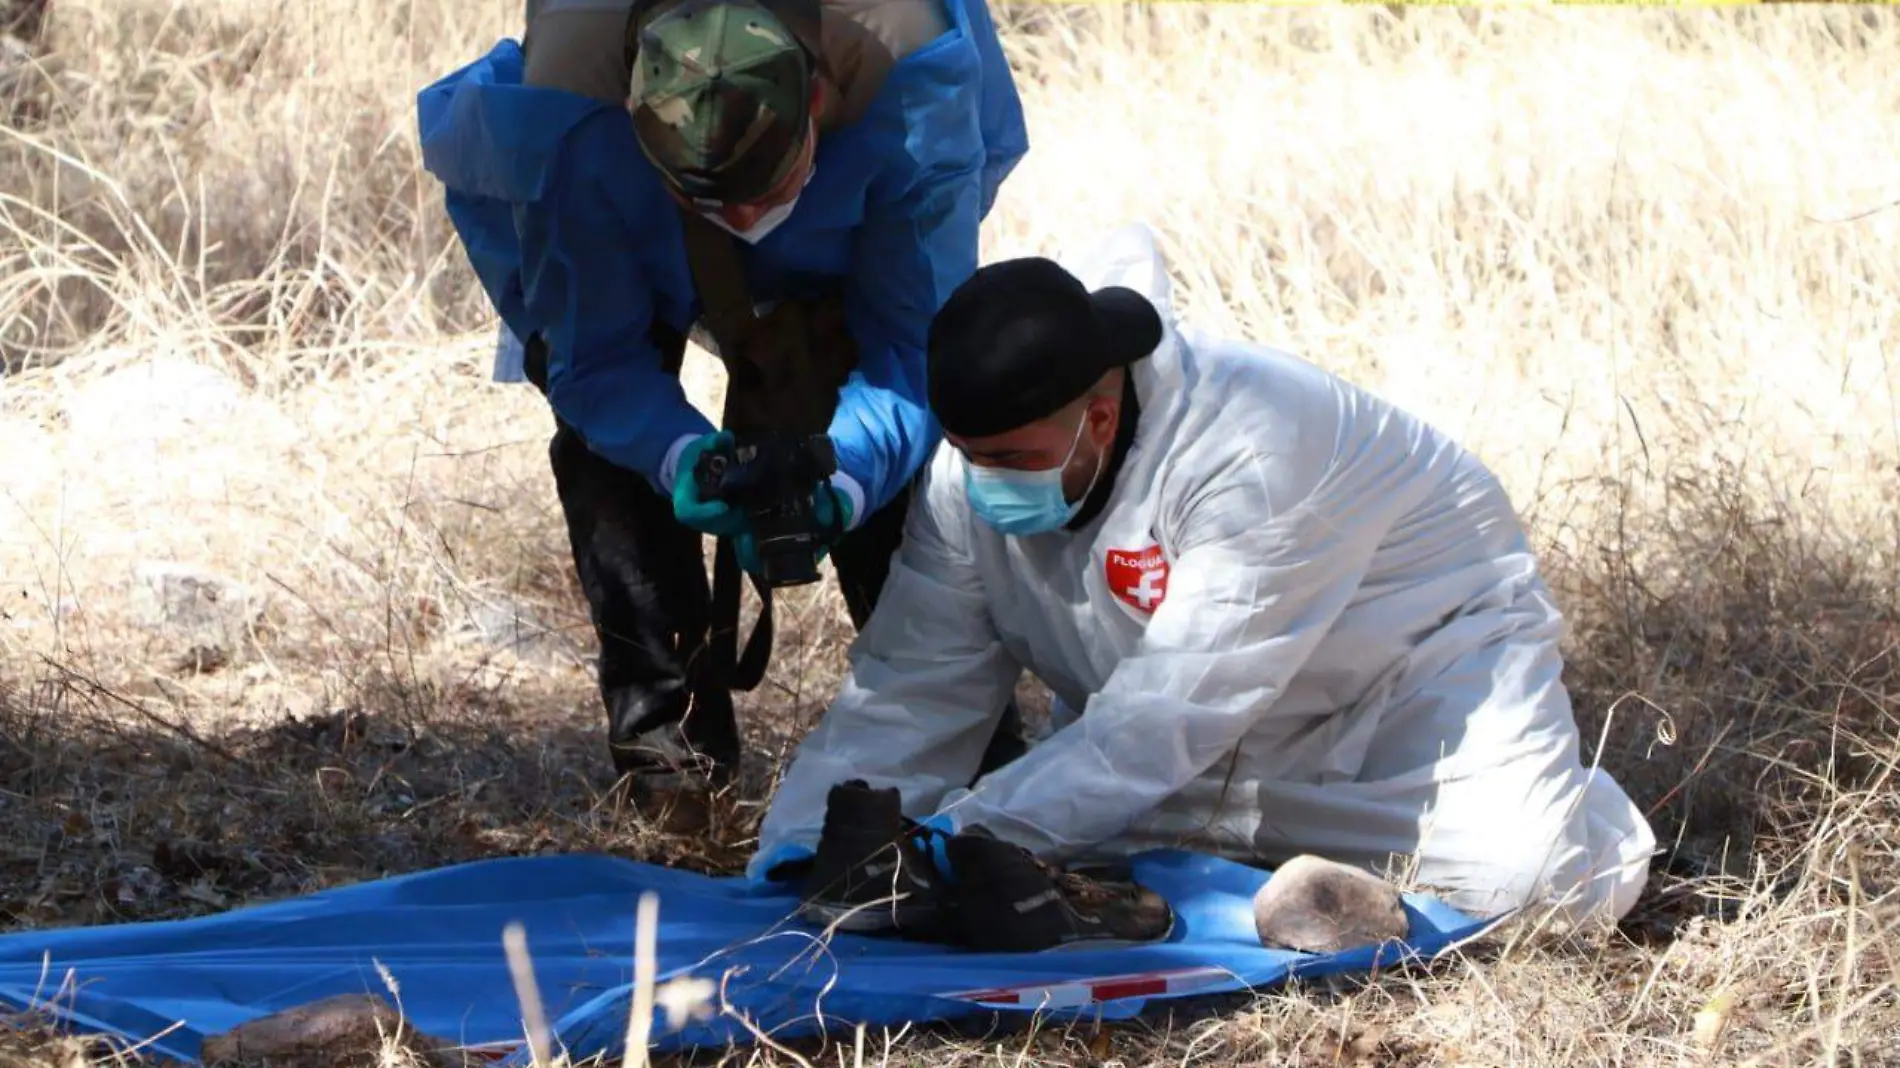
[414,0,1032,811]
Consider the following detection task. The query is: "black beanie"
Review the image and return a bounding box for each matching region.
[926,256,1162,439]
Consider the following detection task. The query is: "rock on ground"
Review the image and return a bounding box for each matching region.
[1252,854,1411,953]
[128,561,269,667]
[199,993,464,1068]
[445,589,579,665]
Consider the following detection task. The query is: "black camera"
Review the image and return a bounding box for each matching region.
[692,432,840,588]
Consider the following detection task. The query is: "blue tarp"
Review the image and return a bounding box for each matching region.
[0,850,1496,1064]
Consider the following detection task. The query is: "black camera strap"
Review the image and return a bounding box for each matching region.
[674,202,861,701]
[678,208,776,696]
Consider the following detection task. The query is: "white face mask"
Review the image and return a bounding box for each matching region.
[701,163,814,245]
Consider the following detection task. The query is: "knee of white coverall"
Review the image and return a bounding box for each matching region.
[1560,767,1658,925]
[1423,767,1656,926]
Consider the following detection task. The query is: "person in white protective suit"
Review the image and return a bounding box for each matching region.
[747,222,1658,942]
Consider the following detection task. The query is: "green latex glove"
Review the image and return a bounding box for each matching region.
[671,431,751,538]
[734,481,854,577]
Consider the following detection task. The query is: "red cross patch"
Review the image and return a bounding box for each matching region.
[1105,545,1170,615]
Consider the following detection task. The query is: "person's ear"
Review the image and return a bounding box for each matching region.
[1084,394,1117,447]
[809,78,827,122]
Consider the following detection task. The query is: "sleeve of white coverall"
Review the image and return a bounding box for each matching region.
[750,456,1023,868]
[935,452,1393,862]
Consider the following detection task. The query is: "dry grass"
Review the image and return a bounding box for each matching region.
[2,2,1899,1065]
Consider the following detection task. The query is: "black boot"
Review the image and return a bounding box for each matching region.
[944,828,1175,952]
[796,780,950,936]
[527,328,738,798]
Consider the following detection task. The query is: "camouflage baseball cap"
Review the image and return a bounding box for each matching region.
[627,0,817,205]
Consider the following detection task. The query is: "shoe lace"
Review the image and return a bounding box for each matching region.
[1050,866,1124,907]
[900,818,950,855]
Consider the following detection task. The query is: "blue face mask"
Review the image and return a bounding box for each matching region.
[964,410,1103,536]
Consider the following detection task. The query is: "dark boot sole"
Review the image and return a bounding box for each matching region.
[796,898,943,934]
[976,902,1177,953]
[1037,929,1173,952]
